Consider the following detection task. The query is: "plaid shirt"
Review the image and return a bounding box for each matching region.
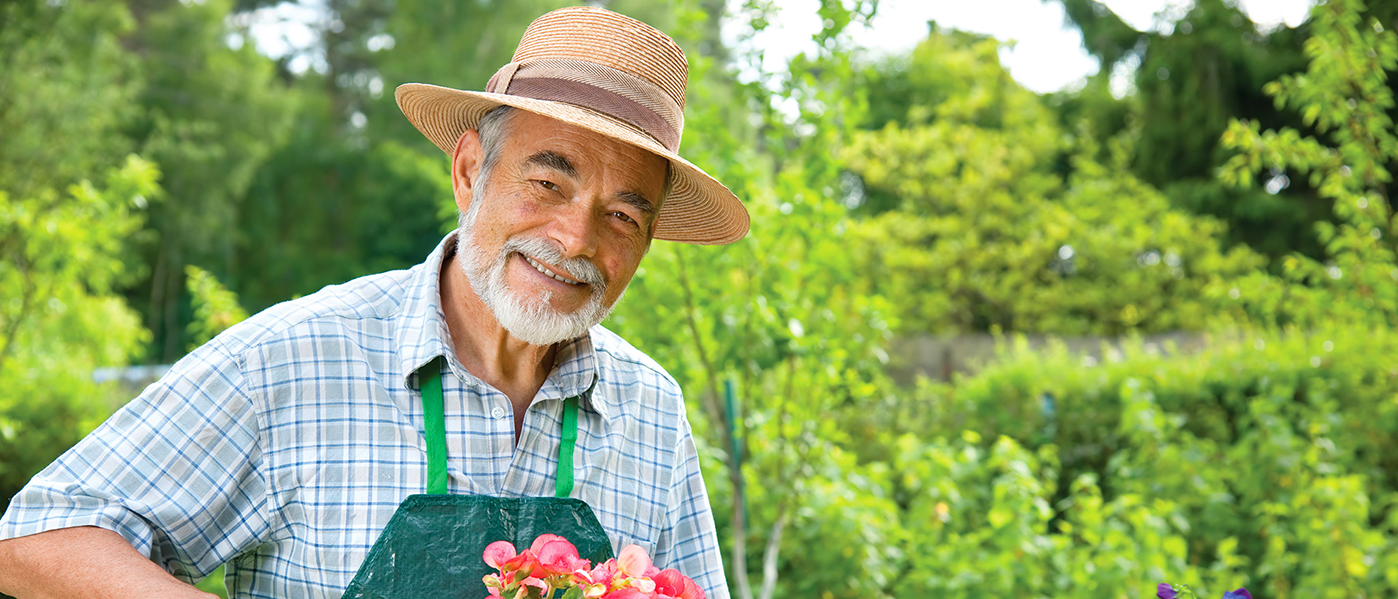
[0,233,728,599]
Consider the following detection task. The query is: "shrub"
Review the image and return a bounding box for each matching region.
[821,327,1398,598]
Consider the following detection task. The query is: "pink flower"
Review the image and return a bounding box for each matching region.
[653,569,705,599]
[616,545,653,578]
[500,552,541,579]
[588,559,619,588]
[483,541,517,570]
[653,570,683,598]
[534,536,591,577]
[530,534,569,553]
[480,536,697,599]
[629,577,657,594]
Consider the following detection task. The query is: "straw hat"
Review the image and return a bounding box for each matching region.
[395,6,749,245]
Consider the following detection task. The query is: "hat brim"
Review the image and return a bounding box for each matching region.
[395,83,749,245]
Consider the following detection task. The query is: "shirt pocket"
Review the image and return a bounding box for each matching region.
[610,532,656,563]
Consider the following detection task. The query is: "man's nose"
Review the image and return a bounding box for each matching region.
[545,198,602,259]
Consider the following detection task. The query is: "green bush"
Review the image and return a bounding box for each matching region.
[808,327,1398,598]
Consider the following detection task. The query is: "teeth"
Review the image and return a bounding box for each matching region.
[525,255,582,285]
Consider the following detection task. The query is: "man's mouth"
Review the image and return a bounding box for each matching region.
[521,253,585,286]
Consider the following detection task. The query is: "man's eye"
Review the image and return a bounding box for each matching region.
[613,211,636,224]
[535,180,560,192]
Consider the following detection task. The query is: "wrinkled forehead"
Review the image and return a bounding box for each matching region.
[502,111,669,198]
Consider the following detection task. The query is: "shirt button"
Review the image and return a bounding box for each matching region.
[491,406,506,419]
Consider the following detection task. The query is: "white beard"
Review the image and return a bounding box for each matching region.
[455,193,626,346]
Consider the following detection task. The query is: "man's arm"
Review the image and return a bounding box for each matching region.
[0,337,270,596]
[0,527,215,599]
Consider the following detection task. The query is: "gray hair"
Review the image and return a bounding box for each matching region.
[458,106,516,231]
[476,105,517,190]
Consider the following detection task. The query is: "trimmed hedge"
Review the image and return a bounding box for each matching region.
[806,327,1398,598]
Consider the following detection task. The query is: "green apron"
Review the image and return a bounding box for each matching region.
[342,358,614,599]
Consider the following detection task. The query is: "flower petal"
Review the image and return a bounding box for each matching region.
[653,569,687,597]
[484,541,517,570]
[617,545,653,578]
[502,552,540,579]
[536,537,589,578]
[631,578,656,594]
[1157,583,1177,599]
[680,576,705,599]
[530,533,568,554]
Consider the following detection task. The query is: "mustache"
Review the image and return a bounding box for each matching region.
[500,236,607,290]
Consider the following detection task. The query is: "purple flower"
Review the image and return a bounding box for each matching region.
[1157,583,1177,599]
[1221,590,1252,599]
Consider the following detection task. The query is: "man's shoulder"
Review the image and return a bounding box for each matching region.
[589,325,681,396]
[210,267,419,358]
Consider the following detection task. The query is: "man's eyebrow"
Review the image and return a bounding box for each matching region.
[524,151,578,179]
[615,191,657,216]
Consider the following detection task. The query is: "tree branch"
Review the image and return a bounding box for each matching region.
[757,500,790,599]
[0,257,38,373]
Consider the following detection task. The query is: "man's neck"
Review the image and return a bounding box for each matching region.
[439,253,556,427]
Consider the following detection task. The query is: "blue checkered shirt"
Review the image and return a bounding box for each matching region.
[0,233,728,599]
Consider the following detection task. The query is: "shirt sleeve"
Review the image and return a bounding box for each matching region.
[0,337,270,582]
[653,414,730,599]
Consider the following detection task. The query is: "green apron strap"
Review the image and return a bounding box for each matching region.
[555,375,596,498]
[421,357,449,495]
[556,397,578,498]
[421,357,589,498]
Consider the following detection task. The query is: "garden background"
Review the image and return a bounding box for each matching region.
[3,0,1398,597]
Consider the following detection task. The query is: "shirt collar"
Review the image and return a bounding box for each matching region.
[541,333,605,417]
[395,232,607,417]
[395,233,456,389]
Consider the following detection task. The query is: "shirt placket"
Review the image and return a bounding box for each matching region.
[500,397,563,496]
[442,374,517,496]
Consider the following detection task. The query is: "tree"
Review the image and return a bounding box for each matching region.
[230,94,452,311]
[0,157,158,510]
[0,0,155,509]
[1052,0,1328,260]
[123,0,295,361]
[0,0,139,200]
[1217,0,1398,329]
[845,27,1261,336]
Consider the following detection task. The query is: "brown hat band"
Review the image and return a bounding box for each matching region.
[485,58,684,152]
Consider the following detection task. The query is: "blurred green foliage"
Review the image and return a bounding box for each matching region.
[605,4,899,597]
[1217,0,1398,330]
[0,0,156,511]
[123,0,295,362]
[185,265,251,350]
[4,0,1398,597]
[1051,0,1325,261]
[848,29,1263,335]
[0,156,157,511]
[858,326,1398,598]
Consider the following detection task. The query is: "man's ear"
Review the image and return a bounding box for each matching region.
[452,129,484,214]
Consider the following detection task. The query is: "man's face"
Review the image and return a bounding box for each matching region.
[452,110,668,346]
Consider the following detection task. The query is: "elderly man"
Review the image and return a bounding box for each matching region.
[0,6,746,599]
